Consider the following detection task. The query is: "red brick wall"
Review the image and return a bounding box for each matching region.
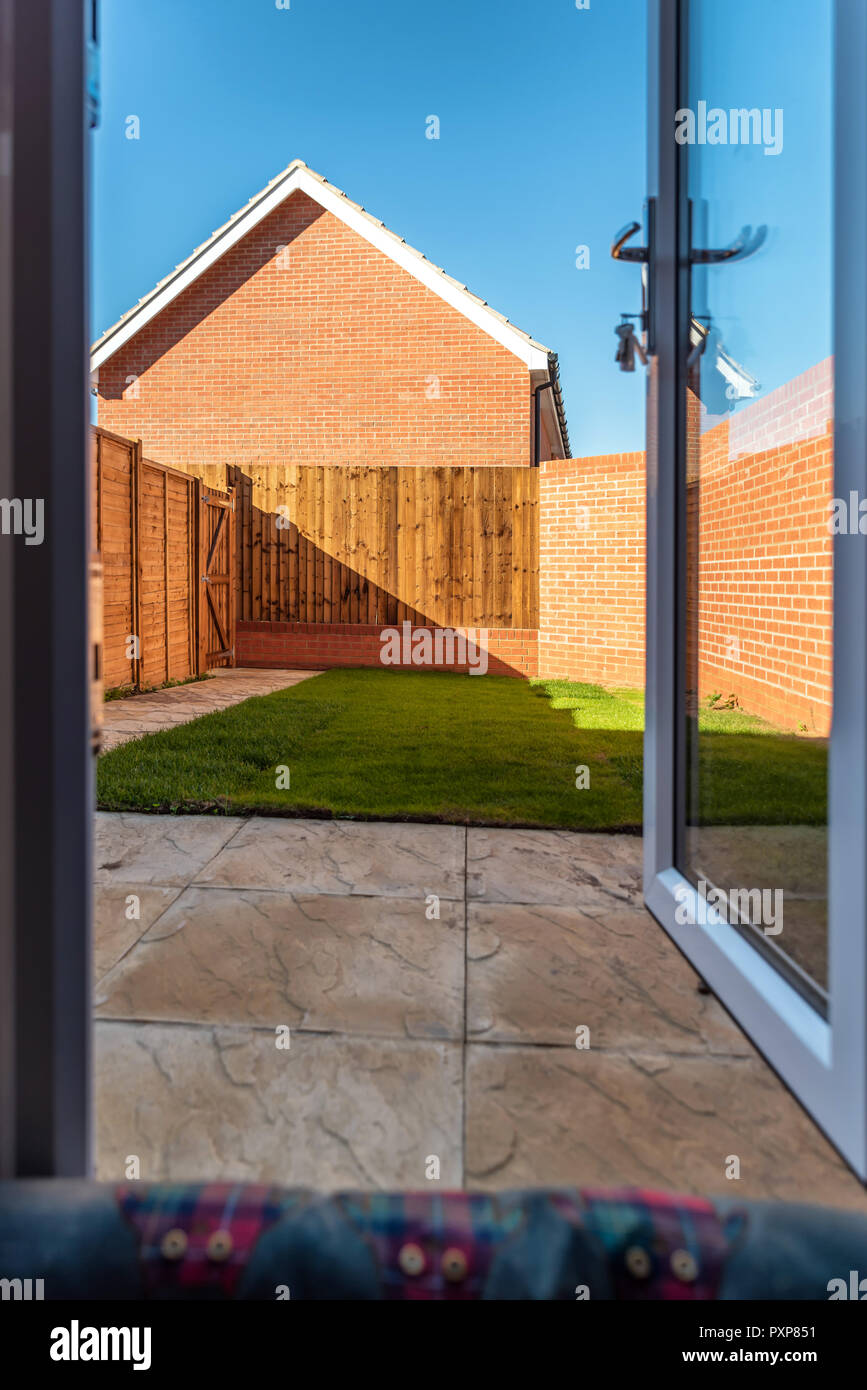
[538,452,646,687]
[536,360,833,735]
[237,621,538,678]
[691,359,833,734]
[97,190,533,470]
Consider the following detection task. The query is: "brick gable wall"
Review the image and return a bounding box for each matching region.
[97,190,533,470]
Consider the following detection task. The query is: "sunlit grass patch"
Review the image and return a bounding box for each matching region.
[97,669,825,829]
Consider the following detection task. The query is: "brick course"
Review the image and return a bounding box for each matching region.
[237,620,538,678]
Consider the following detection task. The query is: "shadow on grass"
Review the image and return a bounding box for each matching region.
[96,669,826,831]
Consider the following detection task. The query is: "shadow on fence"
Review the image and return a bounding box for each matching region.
[226,462,539,632]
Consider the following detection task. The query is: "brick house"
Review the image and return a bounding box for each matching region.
[91,159,570,470]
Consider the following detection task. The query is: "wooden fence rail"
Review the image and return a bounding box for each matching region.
[226,464,538,629]
[92,427,234,691]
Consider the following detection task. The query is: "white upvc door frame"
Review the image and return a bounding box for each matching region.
[644,0,867,1180]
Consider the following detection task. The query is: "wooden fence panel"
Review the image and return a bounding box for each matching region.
[167,469,198,677]
[92,427,229,691]
[229,464,538,629]
[92,428,136,688]
[138,460,170,688]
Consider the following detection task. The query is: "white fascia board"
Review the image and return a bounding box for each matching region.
[295,171,549,370]
[91,169,305,369]
[91,165,550,373]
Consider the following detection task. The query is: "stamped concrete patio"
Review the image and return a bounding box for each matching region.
[92,811,867,1208]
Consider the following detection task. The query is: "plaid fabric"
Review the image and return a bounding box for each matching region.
[338,1191,525,1300]
[556,1187,738,1300]
[116,1183,740,1299]
[116,1182,296,1299]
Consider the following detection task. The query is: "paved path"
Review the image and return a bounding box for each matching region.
[101,667,323,752]
[91,812,867,1206]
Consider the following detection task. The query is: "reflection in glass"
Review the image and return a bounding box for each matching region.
[679,0,832,1007]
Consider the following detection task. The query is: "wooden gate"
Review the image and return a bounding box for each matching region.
[198,484,235,670]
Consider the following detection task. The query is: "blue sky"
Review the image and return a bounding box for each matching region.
[91,0,648,455]
[687,0,832,417]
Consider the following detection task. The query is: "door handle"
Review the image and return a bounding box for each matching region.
[691,223,767,264]
[611,204,655,362]
[611,220,649,263]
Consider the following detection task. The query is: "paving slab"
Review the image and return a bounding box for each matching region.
[467,827,642,909]
[466,900,751,1055]
[465,1044,867,1208]
[95,887,465,1040]
[94,811,244,887]
[95,1021,462,1189]
[194,816,465,900]
[93,883,183,981]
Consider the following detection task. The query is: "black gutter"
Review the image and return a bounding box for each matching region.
[533,352,572,465]
[532,379,554,466]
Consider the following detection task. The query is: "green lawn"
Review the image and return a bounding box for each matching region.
[96,669,827,831]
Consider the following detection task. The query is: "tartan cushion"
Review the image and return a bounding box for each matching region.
[337,1191,526,1300]
[117,1182,300,1299]
[561,1187,737,1300]
[115,1183,741,1300]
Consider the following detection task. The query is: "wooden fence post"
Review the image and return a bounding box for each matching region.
[227,465,244,632]
[194,475,204,675]
[162,469,171,683]
[187,474,197,677]
[226,484,236,667]
[131,438,143,691]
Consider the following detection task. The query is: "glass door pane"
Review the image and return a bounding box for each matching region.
[679,0,833,1012]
